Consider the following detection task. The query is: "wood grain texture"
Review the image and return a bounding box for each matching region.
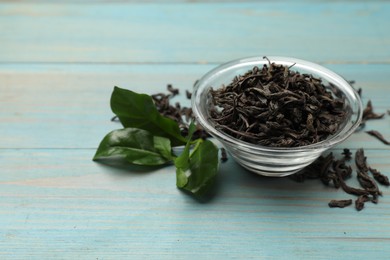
[1,64,390,259]
[0,2,389,63]
[1,149,390,259]
[1,1,390,259]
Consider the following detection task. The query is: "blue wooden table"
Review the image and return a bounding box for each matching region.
[1,1,390,259]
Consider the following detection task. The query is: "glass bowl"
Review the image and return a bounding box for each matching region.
[192,56,363,177]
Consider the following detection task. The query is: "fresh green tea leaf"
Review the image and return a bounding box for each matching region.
[176,168,189,188]
[186,120,197,141]
[174,122,196,187]
[174,147,190,176]
[153,136,173,161]
[111,86,186,146]
[93,128,172,166]
[175,138,219,197]
[186,140,219,196]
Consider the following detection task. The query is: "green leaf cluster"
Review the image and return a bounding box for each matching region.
[110,87,186,146]
[93,86,219,197]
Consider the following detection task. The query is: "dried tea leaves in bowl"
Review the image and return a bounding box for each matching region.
[209,58,348,147]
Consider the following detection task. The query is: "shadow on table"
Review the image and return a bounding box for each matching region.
[93,155,331,206]
[217,158,327,198]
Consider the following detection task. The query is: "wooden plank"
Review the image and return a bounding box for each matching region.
[1,148,390,259]
[1,1,389,259]
[0,2,389,63]
[1,63,390,149]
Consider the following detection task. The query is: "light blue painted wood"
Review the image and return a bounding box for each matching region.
[1,149,390,259]
[1,1,390,259]
[0,2,389,63]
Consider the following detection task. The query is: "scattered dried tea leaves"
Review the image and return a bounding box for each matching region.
[292,148,388,211]
[355,195,370,211]
[357,88,362,97]
[209,57,347,147]
[361,100,385,128]
[366,130,390,145]
[186,90,192,99]
[353,86,389,145]
[328,199,352,208]
[356,170,381,196]
[220,148,228,162]
[355,148,368,173]
[369,167,390,186]
[350,82,388,145]
[167,84,179,96]
[363,100,384,120]
[342,148,352,160]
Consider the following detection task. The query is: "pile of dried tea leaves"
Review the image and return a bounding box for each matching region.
[209,58,348,147]
[291,148,389,211]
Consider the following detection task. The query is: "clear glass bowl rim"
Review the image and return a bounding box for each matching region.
[192,56,363,153]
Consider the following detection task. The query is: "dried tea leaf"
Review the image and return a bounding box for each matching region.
[328,199,352,208]
[366,130,390,145]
